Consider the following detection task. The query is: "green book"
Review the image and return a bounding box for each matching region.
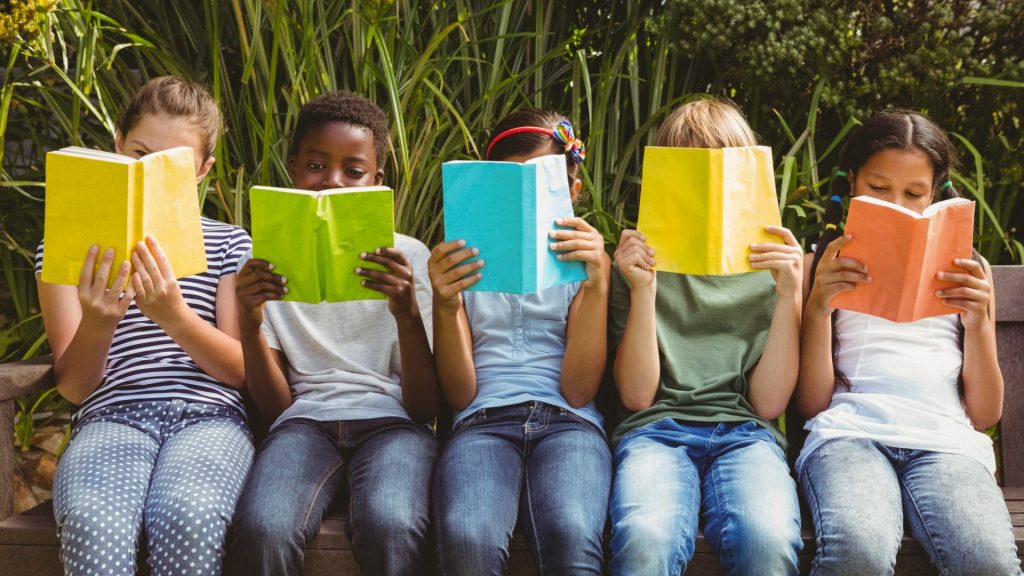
[249,185,394,303]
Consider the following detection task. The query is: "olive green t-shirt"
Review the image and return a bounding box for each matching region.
[608,266,784,446]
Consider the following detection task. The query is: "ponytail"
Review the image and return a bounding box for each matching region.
[808,168,852,291]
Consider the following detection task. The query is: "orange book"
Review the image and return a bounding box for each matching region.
[832,195,975,323]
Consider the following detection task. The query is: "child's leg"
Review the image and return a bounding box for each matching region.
[900,449,1022,575]
[344,417,437,575]
[433,407,527,576]
[225,418,344,576]
[701,421,801,576]
[608,419,702,576]
[799,437,902,576]
[52,405,161,576]
[520,406,611,576]
[143,402,252,576]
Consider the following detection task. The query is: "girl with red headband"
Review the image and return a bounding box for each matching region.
[429,109,612,575]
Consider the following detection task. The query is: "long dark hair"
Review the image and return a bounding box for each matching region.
[809,110,964,392]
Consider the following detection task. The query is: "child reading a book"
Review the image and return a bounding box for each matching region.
[37,76,253,576]
[607,98,804,575]
[226,91,439,576]
[797,110,1020,575]
[429,109,611,575]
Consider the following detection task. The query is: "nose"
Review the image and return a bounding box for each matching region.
[323,168,344,190]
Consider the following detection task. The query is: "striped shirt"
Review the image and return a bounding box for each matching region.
[36,218,251,422]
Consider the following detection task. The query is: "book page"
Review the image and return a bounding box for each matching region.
[720,146,780,273]
[140,147,207,279]
[41,151,133,286]
[531,154,586,292]
[320,189,394,302]
[914,200,976,321]
[250,186,323,303]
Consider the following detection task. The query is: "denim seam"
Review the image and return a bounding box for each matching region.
[522,459,544,575]
[899,472,951,575]
[801,462,827,573]
[709,454,736,570]
[298,459,345,535]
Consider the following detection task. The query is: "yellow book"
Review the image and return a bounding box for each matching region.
[41,146,206,286]
[637,146,781,275]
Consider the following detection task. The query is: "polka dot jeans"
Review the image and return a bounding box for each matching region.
[52,400,253,576]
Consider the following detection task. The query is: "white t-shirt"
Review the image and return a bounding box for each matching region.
[254,233,433,430]
[797,310,996,475]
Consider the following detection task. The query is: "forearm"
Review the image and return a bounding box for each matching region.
[796,309,837,418]
[53,320,117,405]
[432,306,477,411]
[163,311,246,388]
[561,284,609,407]
[614,287,659,412]
[749,292,801,419]
[239,325,293,420]
[962,322,1003,429]
[395,312,440,423]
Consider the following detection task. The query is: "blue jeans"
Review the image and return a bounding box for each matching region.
[225,417,438,576]
[609,418,802,576]
[53,400,253,576]
[433,401,612,575]
[800,437,1022,575]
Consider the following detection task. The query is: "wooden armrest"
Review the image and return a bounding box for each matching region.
[0,356,55,403]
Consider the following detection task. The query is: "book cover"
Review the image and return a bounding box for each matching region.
[637,146,781,276]
[249,185,394,303]
[833,195,976,323]
[41,146,206,286]
[442,154,586,294]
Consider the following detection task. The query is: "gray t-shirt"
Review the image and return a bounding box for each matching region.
[259,233,433,429]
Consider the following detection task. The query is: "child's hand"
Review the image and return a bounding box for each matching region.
[937,258,991,329]
[77,245,135,330]
[356,247,421,319]
[130,237,191,329]
[428,240,483,313]
[549,217,610,289]
[806,234,870,317]
[236,258,287,331]
[749,225,803,298]
[613,229,656,290]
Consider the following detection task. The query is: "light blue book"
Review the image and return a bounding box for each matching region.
[442,154,587,293]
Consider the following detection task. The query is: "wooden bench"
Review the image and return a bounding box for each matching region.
[1,266,1022,575]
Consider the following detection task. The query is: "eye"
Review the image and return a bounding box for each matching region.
[345,168,367,177]
[906,191,924,199]
[306,162,325,171]
[869,184,887,192]
[133,149,148,157]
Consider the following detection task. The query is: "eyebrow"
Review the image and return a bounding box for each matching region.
[864,171,930,188]
[129,139,153,152]
[302,148,369,162]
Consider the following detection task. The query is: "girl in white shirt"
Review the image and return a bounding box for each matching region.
[797,110,1020,575]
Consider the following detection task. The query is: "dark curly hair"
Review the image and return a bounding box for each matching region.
[289,91,391,166]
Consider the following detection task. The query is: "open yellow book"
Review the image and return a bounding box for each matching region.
[637,146,781,275]
[41,146,206,286]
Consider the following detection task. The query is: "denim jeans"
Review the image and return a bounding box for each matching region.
[609,418,802,576]
[800,437,1022,575]
[225,416,438,576]
[433,401,612,576]
[53,400,253,576]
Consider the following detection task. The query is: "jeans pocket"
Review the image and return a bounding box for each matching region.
[452,408,487,435]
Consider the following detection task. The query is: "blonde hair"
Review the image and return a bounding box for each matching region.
[655,97,758,148]
[117,76,222,159]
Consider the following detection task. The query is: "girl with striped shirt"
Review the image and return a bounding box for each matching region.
[36,76,253,576]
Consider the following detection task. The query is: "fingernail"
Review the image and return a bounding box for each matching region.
[549,243,558,250]
[936,290,943,297]
[89,245,99,253]
[354,267,362,274]
[268,263,274,270]
[361,280,368,286]
[282,287,289,294]
[471,248,479,256]
[478,259,485,267]
[937,272,945,279]
[865,276,871,282]
[281,276,287,284]
[360,252,367,258]
[556,254,564,260]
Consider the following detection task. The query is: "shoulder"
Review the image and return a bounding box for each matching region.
[395,233,430,266]
[202,217,251,243]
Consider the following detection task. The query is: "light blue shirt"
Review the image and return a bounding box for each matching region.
[456,283,604,432]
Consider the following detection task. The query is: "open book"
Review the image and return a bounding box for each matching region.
[833,195,976,322]
[442,154,587,294]
[249,185,394,303]
[41,146,206,286]
[637,146,781,276]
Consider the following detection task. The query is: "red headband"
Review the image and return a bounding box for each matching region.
[485,126,557,159]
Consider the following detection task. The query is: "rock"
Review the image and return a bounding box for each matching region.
[23,450,57,491]
[32,425,66,455]
[13,470,39,515]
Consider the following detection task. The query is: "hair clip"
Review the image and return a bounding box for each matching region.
[835,170,848,178]
[485,120,587,162]
[942,181,953,189]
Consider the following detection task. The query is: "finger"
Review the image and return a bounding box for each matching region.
[438,246,480,272]
[134,241,164,283]
[447,272,482,292]
[618,229,646,244]
[443,259,486,284]
[355,267,401,285]
[430,239,468,262]
[936,287,987,301]
[241,259,276,275]
[822,257,868,274]
[107,261,132,295]
[374,247,410,267]
[823,234,853,260]
[951,258,986,280]
[92,248,117,291]
[557,250,602,263]
[549,239,601,252]
[145,236,175,278]
[360,280,395,295]
[937,271,989,290]
[616,236,655,257]
[941,299,978,312]
[749,242,802,255]
[131,273,146,301]
[360,251,409,275]
[554,216,596,233]
[764,225,800,247]
[119,285,136,313]
[749,251,801,262]
[248,270,287,286]
[617,244,656,263]
[548,229,594,241]
[79,245,100,288]
[131,252,156,295]
[821,271,871,284]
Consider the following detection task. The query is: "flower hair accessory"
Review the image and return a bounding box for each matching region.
[485,119,587,162]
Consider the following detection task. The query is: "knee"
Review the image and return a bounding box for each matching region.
[544,508,604,550]
[812,530,896,575]
[610,516,690,575]
[727,514,802,568]
[939,539,1022,576]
